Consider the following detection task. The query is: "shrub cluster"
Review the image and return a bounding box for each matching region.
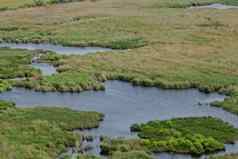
[101,117,238,157]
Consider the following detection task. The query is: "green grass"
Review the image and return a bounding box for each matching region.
[0,100,15,110]
[0,0,89,11]
[1,0,238,11]
[0,100,103,159]
[210,154,238,159]
[0,48,40,79]
[101,117,238,156]
[15,71,105,92]
[0,80,12,92]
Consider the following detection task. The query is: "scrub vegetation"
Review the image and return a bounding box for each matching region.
[101,117,238,156]
[0,100,103,159]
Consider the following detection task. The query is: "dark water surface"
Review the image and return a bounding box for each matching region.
[0,43,112,55]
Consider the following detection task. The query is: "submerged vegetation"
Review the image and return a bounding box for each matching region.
[101,117,238,156]
[0,100,103,159]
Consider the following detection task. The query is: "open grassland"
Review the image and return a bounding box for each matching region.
[1,0,238,113]
[101,117,238,156]
[0,100,103,159]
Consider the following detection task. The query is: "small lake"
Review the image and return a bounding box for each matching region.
[0,43,112,55]
[190,3,238,9]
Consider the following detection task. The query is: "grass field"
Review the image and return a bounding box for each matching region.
[0,100,103,159]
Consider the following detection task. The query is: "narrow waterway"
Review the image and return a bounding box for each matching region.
[190,3,238,9]
[0,43,112,55]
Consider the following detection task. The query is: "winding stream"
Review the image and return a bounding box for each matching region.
[190,3,238,9]
[1,43,238,158]
[0,43,112,55]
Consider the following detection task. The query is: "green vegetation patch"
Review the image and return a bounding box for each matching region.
[131,117,238,155]
[15,71,105,92]
[111,151,153,159]
[0,100,103,159]
[210,154,238,159]
[0,0,90,11]
[101,117,238,156]
[211,90,238,116]
[0,80,12,92]
[0,48,40,79]
[0,100,15,110]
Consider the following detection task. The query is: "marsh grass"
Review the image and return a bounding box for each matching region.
[15,71,105,92]
[0,48,40,79]
[0,100,103,159]
[101,117,238,156]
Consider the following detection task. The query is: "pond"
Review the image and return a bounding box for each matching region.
[31,63,56,76]
[0,43,112,55]
[1,81,238,158]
